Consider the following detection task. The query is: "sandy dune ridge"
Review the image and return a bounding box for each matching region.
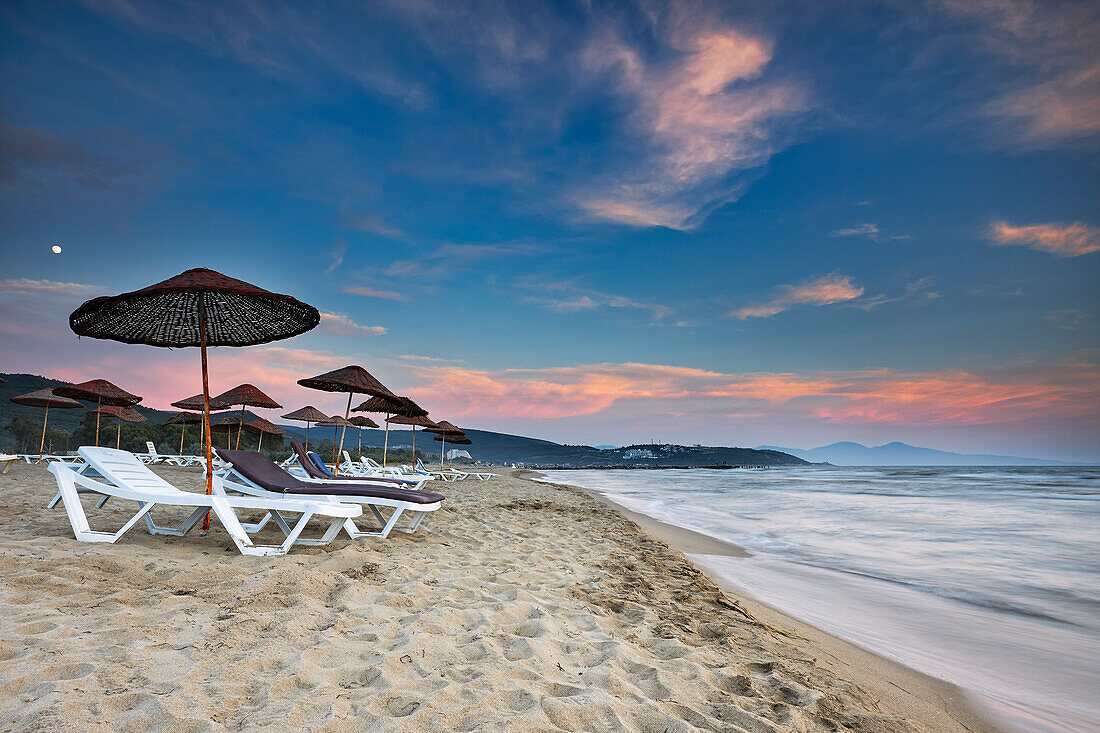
[0,463,979,731]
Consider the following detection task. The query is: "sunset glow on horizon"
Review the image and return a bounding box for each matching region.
[1,0,1097,461]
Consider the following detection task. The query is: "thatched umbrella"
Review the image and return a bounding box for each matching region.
[353,394,426,467]
[163,411,204,454]
[212,415,245,449]
[53,379,141,447]
[281,405,329,451]
[88,404,146,450]
[68,267,319,530]
[314,415,352,465]
[424,420,465,470]
[298,366,395,475]
[386,414,438,458]
[171,393,230,449]
[433,433,472,469]
[347,415,379,456]
[9,389,82,460]
[212,384,280,450]
[243,417,284,452]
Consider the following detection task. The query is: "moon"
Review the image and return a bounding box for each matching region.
[51,245,62,254]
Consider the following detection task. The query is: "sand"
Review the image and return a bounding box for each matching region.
[0,462,1000,732]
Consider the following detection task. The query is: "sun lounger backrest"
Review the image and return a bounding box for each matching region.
[145,441,158,455]
[289,441,330,480]
[307,451,336,478]
[217,448,309,492]
[77,447,186,497]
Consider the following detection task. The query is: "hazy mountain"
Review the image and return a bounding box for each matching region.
[756,441,1078,466]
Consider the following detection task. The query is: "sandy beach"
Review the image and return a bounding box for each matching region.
[0,462,1000,732]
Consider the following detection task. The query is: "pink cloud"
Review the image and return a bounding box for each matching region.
[988,220,1100,256]
[403,360,1100,431]
[317,312,387,337]
[579,25,808,230]
[733,274,864,319]
[342,285,407,301]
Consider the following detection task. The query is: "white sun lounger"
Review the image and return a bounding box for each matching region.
[213,449,445,540]
[48,447,362,556]
[140,441,190,466]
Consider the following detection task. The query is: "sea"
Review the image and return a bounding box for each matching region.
[536,466,1100,733]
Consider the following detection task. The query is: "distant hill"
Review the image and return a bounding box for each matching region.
[3,372,807,467]
[756,441,1079,466]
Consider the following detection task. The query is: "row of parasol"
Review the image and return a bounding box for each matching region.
[12,268,472,528]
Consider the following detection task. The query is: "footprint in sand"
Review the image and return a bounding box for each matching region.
[12,621,58,635]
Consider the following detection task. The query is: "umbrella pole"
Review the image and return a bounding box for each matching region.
[383,416,390,467]
[331,425,339,465]
[235,406,245,450]
[38,403,49,462]
[357,427,362,456]
[305,422,310,451]
[180,424,186,454]
[441,435,446,471]
[95,396,101,447]
[199,295,214,532]
[116,419,121,450]
[258,433,263,452]
[334,392,352,475]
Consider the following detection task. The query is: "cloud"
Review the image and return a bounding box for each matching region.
[830,223,911,243]
[342,285,407,301]
[343,212,402,238]
[318,312,387,337]
[577,23,809,230]
[936,0,1100,146]
[1045,309,1087,331]
[403,360,1100,429]
[381,242,541,280]
[0,123,159,193]
[0,278,99,297]
[733,274,864,319]
[987,221,1100,257]
[523,280,675,323]
[326,238,347,274]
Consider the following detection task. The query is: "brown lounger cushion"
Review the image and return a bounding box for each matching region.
[216,449,444,505]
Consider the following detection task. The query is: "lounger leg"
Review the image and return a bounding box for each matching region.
[53,466,157,544]
[144,506,207,536]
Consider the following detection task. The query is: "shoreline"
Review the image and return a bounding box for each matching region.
[2,461,1007,731]
[523,470,1006,733]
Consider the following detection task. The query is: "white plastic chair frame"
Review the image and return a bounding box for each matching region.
[48,447,361,556]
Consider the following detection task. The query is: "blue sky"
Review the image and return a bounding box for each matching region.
[1,0,1098,460]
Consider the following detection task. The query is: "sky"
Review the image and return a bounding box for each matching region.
[0,0,1098,461]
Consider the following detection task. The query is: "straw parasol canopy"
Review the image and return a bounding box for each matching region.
[163,411,204,454]
[170,394,230,451]
[68,267,319,530]
[424,420,466,470]
[299,366,395,475]
[212,415,245,448]
[88,404,146,450]
[347,415,379,455]
[172,394,230,411]
[53,379,142,447]
[313,415,353,464]
[212,383,281,450]
[281,405,329,450]
[353,394,425,467]
[387,413,437,456]
[242,417,284,452]
[9,389,82,460]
